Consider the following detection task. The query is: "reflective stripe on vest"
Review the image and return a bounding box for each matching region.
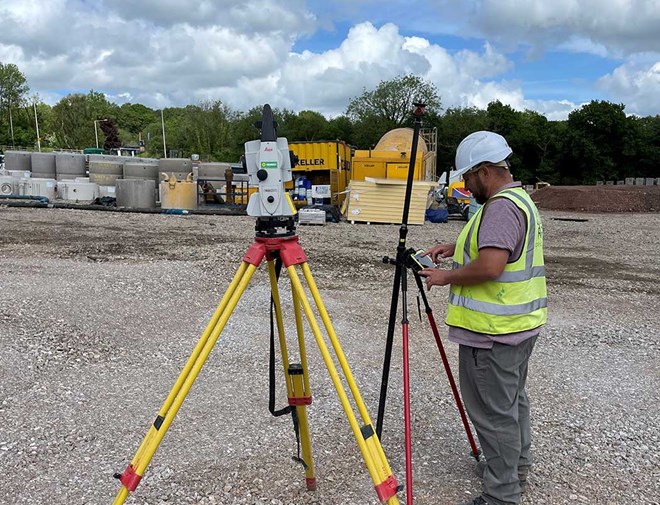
[449,292,548,316]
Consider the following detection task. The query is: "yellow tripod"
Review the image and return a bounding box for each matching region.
[112,232,401,504]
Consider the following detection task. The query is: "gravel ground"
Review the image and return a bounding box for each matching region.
[0,206,658,505]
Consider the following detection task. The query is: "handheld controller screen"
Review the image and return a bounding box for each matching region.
[411,250,436,272]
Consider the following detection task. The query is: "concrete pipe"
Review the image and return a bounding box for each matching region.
[55,153,86,181]
[5,151,32,172]
[88,155,124,185]
[123,158,159,181]
[116,179,157,209]
[30,152,56,178]
[158,158,193,182]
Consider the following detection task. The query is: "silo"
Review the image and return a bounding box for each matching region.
[55,153,86,180]
[88,154,123,186]
[116,179,157,209]
[4,151,32,172]
[158,158,193,182]
[31,152,57,179]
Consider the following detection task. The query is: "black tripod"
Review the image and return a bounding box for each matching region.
[376,103,481,505]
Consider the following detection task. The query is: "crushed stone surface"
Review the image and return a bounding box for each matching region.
[0,207,658,505]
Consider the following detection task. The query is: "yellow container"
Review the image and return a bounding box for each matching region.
[386,162,422,180]
[351,160,387,181]
[288,141,352,206]
[160,179,198,210]
[233,185,258,205]
[350,127,435,183]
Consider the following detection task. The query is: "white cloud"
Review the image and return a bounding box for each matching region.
[463,0,660,57]
[598,58,660,115]
[1,1,658,121]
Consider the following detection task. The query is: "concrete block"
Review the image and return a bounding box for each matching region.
[625,178,634,185]
[596,181,604,185]
[606,181,614,185]
[635,178,645,185]
[617,180,625,185]
[645,178,655,186]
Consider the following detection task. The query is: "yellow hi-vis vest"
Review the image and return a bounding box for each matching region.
[445,187,547,335]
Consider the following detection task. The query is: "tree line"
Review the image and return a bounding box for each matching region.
[1,64,658,184]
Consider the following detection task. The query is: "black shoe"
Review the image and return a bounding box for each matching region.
[458,496,490,505]
[474,460,529,493]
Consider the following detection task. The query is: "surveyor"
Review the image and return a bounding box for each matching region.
[419,131,547,505]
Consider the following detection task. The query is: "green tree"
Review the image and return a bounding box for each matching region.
[346,74,441,148]
[563,100,630,183]
[117,103,156,137]
[0,62,30,147]
[435,106,488,174]
[175,100,236,160]
[633,115,660,178]
[325,115,354,144]
[286,110,329,141]
[51,90,116,149]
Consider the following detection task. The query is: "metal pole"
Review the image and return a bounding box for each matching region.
[161,109,167,158]
[9,105,15,148]
[94,120,99,149]
[34,102,41,152]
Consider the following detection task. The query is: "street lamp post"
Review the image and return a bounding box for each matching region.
[161,109,167,159]
[94,119,108,149]
[34,102,41,152]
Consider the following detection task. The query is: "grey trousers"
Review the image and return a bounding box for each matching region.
[459,336,537,505]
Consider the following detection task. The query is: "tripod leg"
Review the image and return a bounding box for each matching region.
[291,262,400,504]
[113,262,259,504]
[412,272,481,461]
[377,260,402,438]
[268,260,294,396]
[268,260,316,489]
[289,277,316,489]
[400,267,414,505]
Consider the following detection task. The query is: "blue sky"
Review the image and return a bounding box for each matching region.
[0,0,658,120]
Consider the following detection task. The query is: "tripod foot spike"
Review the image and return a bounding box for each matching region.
[375,475,402,503]
[306,477,317,491]
[114,463,142,492]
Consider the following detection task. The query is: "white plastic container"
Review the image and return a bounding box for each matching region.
[0,176,19,196]
[99,185,116,198]
[57,181,99,202]
[26,178,57,201]
[298,208,326,225]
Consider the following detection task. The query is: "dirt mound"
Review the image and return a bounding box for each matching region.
[531,185,660,212]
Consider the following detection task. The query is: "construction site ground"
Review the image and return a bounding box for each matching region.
[1,195,658,504]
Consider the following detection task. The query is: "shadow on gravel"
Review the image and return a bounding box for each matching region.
[545,255,660,294]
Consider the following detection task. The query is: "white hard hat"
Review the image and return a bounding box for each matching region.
[454,131,512,177]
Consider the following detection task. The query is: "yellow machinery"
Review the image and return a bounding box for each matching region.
[447,180,471,205]
[351,128,437,182]
[288,141,352,207]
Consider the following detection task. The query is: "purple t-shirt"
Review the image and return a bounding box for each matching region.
[447,182,542,348]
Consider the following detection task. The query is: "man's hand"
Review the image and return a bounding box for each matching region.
[418,267,452,290]
[422,243,456,263]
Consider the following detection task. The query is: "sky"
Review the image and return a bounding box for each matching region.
[1,0,659,121]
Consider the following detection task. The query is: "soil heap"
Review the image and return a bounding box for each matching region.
[531,185,660,212]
